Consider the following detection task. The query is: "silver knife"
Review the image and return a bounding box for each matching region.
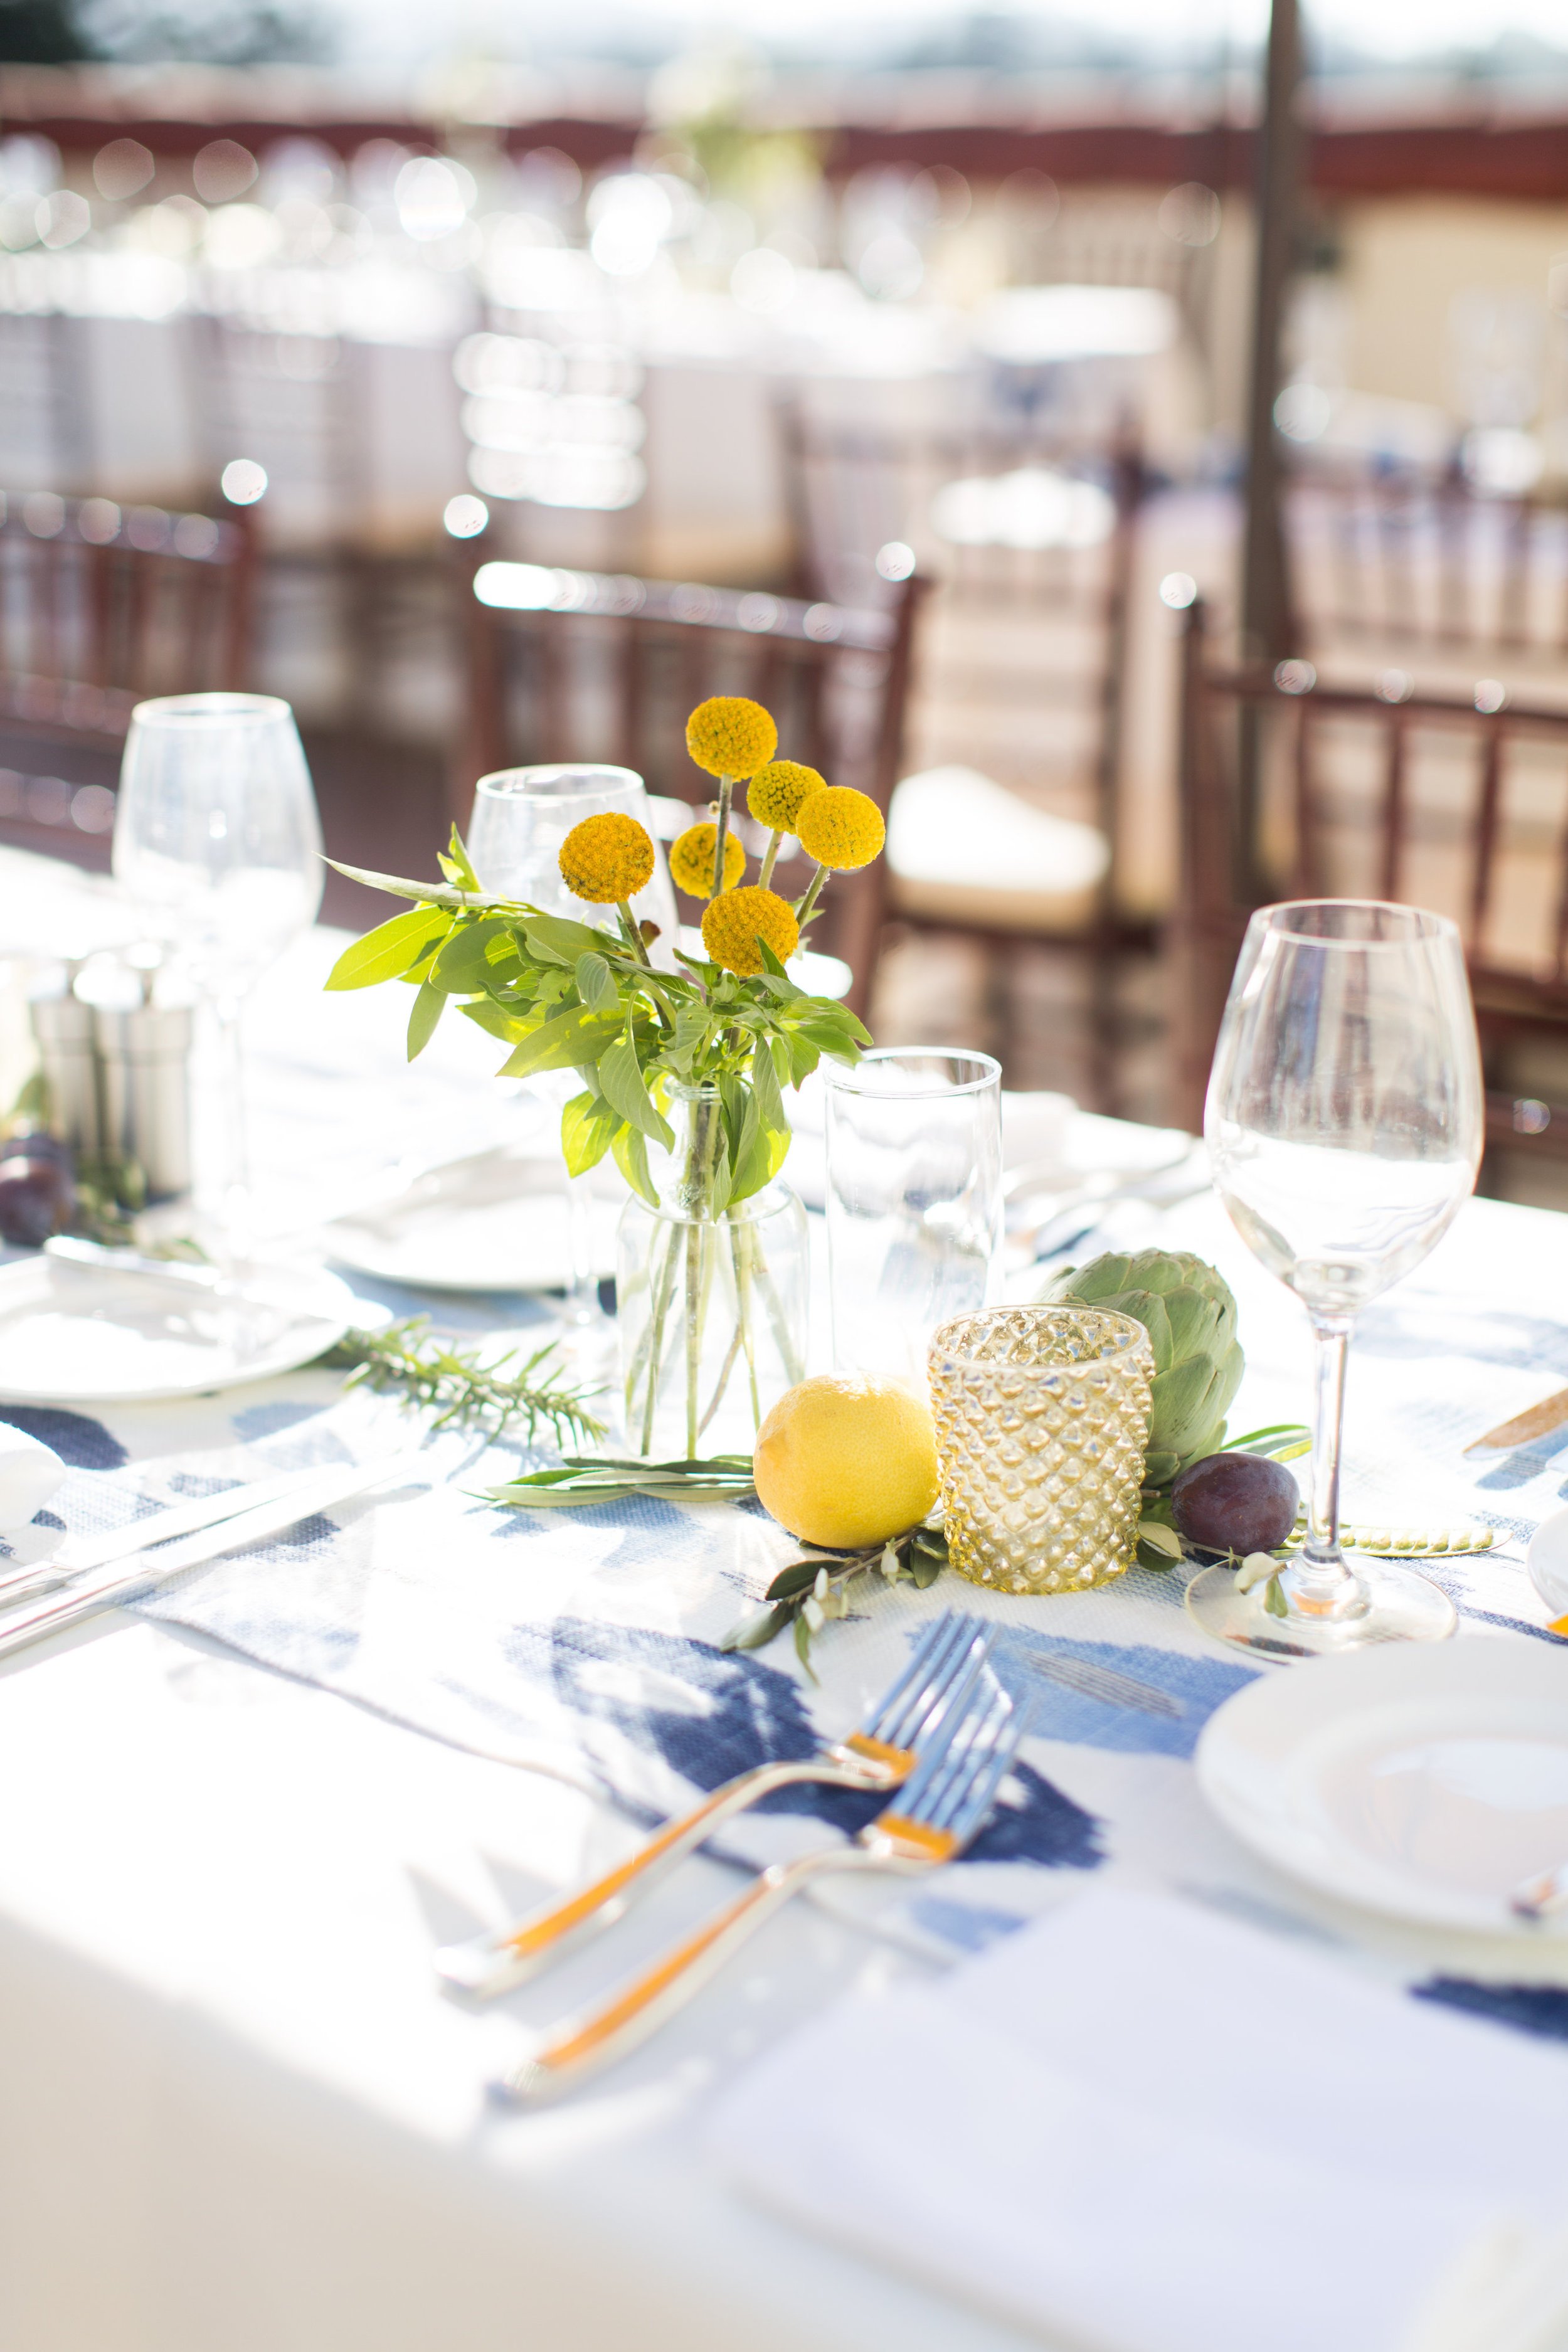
[0,1452,419,1666]
[0,1459,387,1611]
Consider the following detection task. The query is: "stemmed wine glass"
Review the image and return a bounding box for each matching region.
[112,694,323,1261]
[466,765,677,1376]
[1187,899,1484,1656]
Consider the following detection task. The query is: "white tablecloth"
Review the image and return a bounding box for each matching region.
[4,849,1568,2352]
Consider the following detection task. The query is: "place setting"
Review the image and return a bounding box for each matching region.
[8,679,1568,2352]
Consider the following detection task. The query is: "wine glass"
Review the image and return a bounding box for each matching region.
[112,694,323,1258]
[467,765,677,1376]
[1187,899,1483,1656]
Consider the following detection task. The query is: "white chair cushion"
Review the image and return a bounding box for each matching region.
[886,765,1110,933]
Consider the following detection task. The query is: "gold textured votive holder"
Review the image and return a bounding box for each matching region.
[928,1305,1155,1596]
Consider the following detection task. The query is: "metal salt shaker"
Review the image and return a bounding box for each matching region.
[27,982,101,1155]
[94,986,194,1202]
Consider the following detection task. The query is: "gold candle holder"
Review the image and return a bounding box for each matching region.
[928,1305,1155,1596]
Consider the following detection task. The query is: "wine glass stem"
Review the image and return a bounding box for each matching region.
[1288,1310,1356,1613]
[212,991,252,1266]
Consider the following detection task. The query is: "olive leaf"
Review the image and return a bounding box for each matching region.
[406,979,445,1060]
[574,951,620,1015]
[326,904,450,990]
[561,1089,619,1176]
[596,1027,675,1149]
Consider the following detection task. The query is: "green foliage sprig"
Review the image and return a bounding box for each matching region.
[485,1454,756,1507]
[324,1316,607,1446]
[721,1521,950,1677]
[324,830,869,1214]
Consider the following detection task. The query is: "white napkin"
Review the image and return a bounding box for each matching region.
[0,1421,65,1532]
[707,1887,1568,2352]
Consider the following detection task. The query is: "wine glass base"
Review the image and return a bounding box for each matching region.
[1184,1558,1457,1660]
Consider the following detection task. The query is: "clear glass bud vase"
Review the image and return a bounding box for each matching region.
[617,1081,808,1459]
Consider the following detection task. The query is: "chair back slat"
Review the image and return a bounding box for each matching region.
[1379,714,1406,903]
[1174,595,1568,1168]
[1469,725,1505,948]
[0,492,253,847]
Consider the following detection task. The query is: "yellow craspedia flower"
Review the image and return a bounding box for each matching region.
[795,785,886,872]
[685,696,778,780]
[747,760,826,834]
[701,885,800,977]
[558,811,655,904]
[669,821,746,900]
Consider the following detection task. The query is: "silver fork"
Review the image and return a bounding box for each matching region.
[493,1664,1026,2104]
[438,1611,995,2000]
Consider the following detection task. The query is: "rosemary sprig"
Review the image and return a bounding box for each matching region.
[324,1316,607,1446]
[721,1520,950,1677]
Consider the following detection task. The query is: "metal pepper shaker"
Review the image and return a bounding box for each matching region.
[93,992,194,1203]
[27,983,101,1156]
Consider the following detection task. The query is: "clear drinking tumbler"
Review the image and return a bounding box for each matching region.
[824,1047,1004,1382]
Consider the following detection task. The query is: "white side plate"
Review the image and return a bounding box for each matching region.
[321,1142,622,1294]
[1528,1507,1568,1619]
[0,1255,355,1403]
[1196,1639,1568,1936]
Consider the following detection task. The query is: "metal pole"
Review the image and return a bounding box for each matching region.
[1241,0,1302,668]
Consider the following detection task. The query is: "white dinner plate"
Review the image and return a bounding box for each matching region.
[322,1142,622,1294]
[0,1254,358,1404]
[1527,1507,1568,1620]
[1196,1640,1568,1936]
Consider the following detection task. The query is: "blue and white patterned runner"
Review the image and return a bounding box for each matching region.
[9,1185,1568,2043]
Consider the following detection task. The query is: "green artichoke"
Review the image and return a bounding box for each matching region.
[1041,1247,1244,1488]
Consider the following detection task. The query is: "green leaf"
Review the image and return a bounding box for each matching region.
[430,916,522,994]
[575,951,620,1015]
[1224,1423,1312,1462]
[612,1121,658,1209]
[522,912,607,965]
[439,827,481,890]
[1264,1573,1289,1619]
[766,1558,832,1601]
[324,858,481,909]
[458,999,533,1043]
[907,1546,945,1590]
[498,1005,621,1081]
[406,980,445,1059]
[793,1609,817,1681]
[325,904,450,990]
[561,1089,619,1176]
[1136,1518,1185,1561]
[596,1028,674,1149]
[721,1602,793,1654]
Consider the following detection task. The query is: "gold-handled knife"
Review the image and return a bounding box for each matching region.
[1465,1389,1568,1456]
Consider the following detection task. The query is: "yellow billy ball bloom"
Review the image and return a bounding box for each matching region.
[701,884,800,977]
[795,785,886,871]
[685,696,778,780]
[669,820,745,900]
[558,811,655,904]
[747,760,825,834]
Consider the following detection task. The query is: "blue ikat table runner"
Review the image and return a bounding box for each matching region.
[8,1187,1568,2039]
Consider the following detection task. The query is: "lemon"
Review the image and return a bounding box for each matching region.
[753,1373,940,1550]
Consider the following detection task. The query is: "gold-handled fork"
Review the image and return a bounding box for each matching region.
[493,1664,1026,2104]
[437,1611,995,2000]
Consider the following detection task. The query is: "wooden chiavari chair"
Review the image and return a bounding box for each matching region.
[1173,595,1568,1190]
[0,489,253,862]
[458,555,922,1014]
[1288,468,1568,689]
[779,405,1152,1104]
